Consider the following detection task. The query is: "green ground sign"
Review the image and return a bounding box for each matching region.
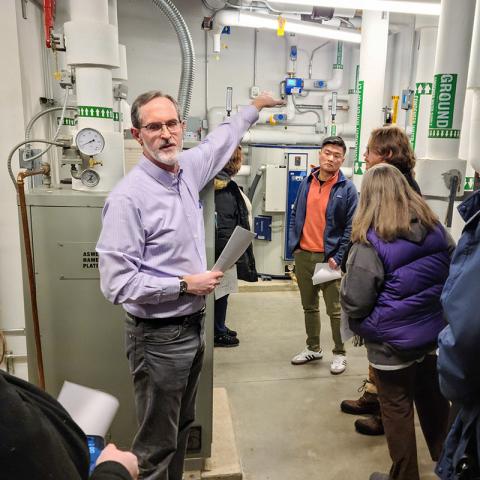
[428,73,459,139]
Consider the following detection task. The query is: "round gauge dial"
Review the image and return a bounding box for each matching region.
[80,168,100,188]
[76,128,105,156]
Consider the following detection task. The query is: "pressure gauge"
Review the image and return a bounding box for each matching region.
[80,168,100,188]
[76,128,105,156]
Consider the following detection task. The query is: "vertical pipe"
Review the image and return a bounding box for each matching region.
[411,24,438,158]
[17,168,50,390]
[353,10,389,189]
[416,0,476,222]
[425,0,476,161]
[467,1,480,175]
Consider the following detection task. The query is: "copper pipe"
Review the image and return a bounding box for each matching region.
[17,165,50,390]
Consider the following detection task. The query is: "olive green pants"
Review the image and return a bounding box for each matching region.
[294,250,345,355]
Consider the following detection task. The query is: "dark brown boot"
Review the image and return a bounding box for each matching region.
[354,415,385,436]
[340,390,380,415]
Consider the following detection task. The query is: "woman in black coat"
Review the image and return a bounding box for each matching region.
[214,146,257,347]
[0,369,138,480]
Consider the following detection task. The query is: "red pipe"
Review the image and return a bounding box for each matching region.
[43,0,56,48]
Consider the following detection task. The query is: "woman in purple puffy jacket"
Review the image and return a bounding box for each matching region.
[340,163,454,480]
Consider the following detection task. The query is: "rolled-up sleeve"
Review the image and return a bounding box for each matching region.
[96,195,180,305]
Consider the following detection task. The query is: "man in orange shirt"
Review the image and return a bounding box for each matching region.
[288,136,358,374]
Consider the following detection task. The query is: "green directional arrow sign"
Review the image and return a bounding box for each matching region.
[58,117,77,126]
[353,160,365,175]
[410,82,433,151]
[354,80,364,167]
[428,128,460,139]
[78,105,114,120]
[464,176,474,191]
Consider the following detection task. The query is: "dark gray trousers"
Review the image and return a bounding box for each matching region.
[125,314,205,480]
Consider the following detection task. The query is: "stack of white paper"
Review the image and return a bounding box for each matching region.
[311,263,341,285]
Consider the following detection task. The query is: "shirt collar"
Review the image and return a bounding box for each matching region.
[313,169,339,185]
[138,155,183,188]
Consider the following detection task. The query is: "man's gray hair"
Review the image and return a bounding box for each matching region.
[131,90,182,128]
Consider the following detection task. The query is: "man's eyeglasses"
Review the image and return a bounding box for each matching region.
[140,120,182,133]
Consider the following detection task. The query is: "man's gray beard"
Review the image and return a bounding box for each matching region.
[145,142,182,166]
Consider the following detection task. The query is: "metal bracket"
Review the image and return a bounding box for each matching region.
[443,169,462,228]
[1,328,26,336]
[4,352,28,375]
[21,0,28,19]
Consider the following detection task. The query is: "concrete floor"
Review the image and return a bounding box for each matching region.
[213,289,438,480]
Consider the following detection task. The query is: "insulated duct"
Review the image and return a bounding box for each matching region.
[151,0,195,120]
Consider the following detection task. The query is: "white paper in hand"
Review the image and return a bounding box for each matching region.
[57,381,119,438]
[312,263,341,285]
[212,226,255,273]
[214,265,239,300]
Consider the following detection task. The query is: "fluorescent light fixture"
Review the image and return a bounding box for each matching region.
[272,0,441,16]
[218,11,361,43]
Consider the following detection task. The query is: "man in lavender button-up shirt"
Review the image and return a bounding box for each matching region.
[97,90,284,480]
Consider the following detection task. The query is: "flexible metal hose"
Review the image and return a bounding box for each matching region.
[151,0,195,120]
[25,106,76,144]
[7,139,65,187]
[248,166,265,201]
[24,88,71,165]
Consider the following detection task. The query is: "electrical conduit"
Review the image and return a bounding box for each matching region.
[151,0,195,120]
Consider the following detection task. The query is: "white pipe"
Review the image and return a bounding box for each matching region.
[207,107,226,132]
[303,41,344,92]
[332,123,355,137]
[108,0,118,27]
[468,90,480,173]
[212,10,360,54]
[340,167,353,178]
[242,129,323,145]
[353,10,389,189]
[236,165,251,176]
[69,0,108,21]
[257,96,297,123]
[467,2,480,173]
[411,25,438,158]
[286,33,296,75]
[415,0,476,223]
[425,0,476,162]
[65,0,123,192]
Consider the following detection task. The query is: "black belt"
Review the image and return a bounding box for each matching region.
[127,308,205,327]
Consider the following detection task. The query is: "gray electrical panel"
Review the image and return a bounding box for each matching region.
[20,185,214,467]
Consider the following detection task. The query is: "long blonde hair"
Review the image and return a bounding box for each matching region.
[351,163,438,243]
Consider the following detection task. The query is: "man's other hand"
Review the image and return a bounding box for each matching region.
[96,443,139,480]
[183,271,224,295]
[328,258,339,270]
[252,92,286,111]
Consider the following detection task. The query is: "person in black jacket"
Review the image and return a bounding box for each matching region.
[214,146,258,347]
[0,370,138,480]
[340,126,422,437]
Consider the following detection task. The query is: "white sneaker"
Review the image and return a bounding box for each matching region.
[291,348,323,365]
[330,354,347,375]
